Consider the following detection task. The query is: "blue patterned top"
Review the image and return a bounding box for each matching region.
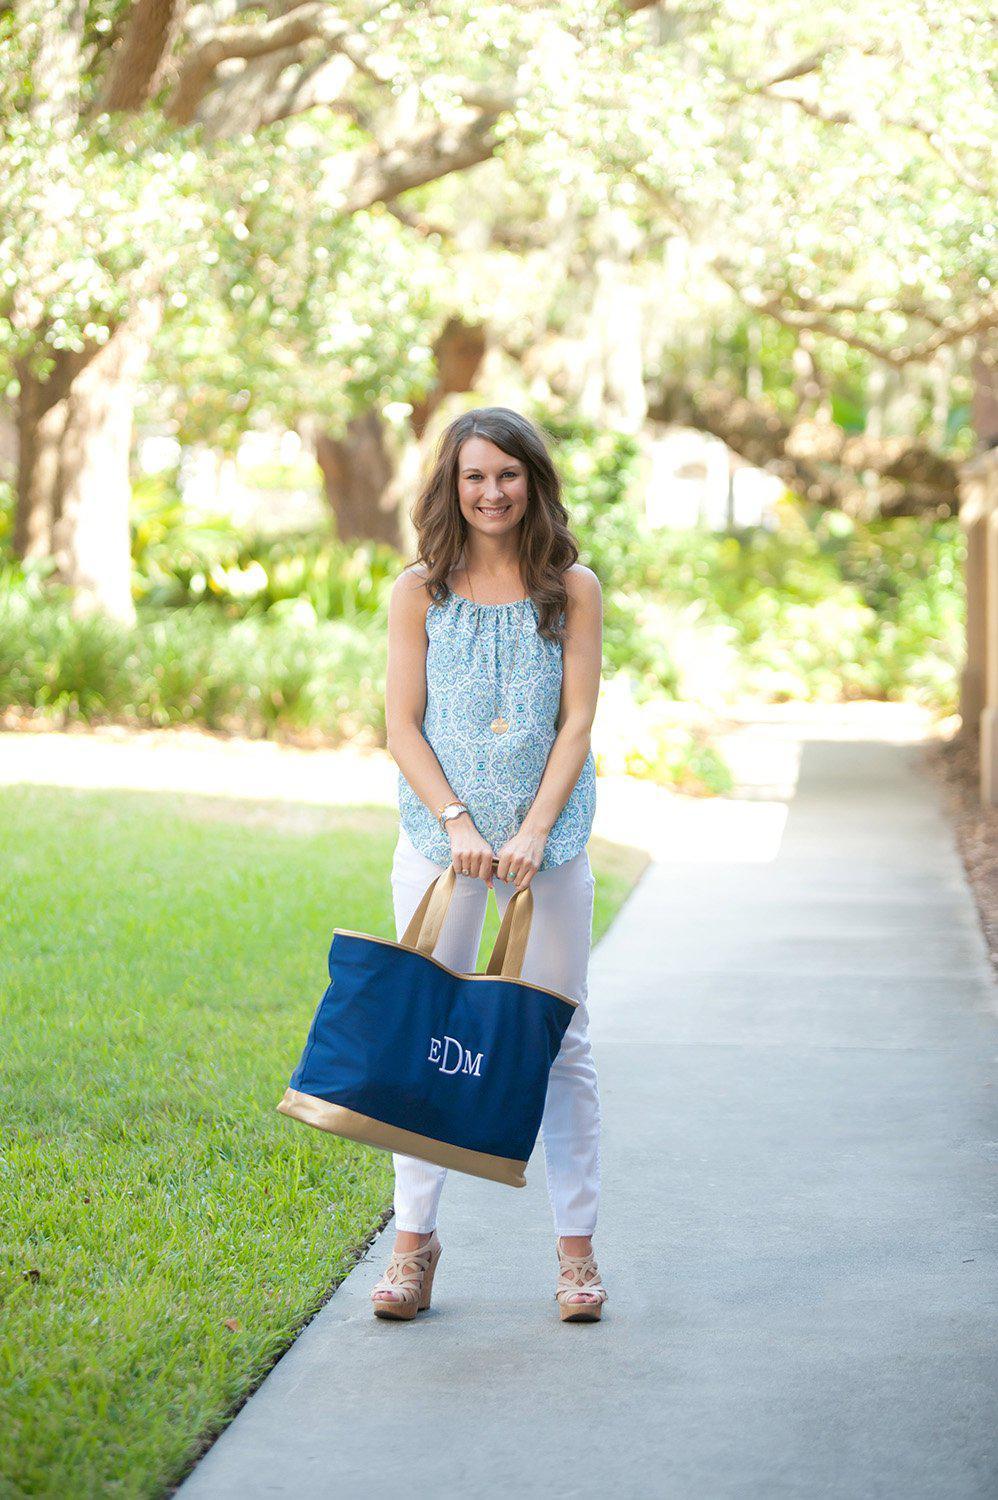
[397,586,597,870]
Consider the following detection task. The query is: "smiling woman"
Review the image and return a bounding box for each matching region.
[377,406,609,1321]
[454,438,531,572]
[459,452,528,528]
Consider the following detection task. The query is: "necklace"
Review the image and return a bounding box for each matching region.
[464,565,527,735]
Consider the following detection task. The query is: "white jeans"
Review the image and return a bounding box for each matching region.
[390,825,602,1237]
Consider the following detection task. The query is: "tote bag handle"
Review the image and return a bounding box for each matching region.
[400,865,534,981]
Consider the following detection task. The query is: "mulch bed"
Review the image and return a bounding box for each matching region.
[924,732,998,974]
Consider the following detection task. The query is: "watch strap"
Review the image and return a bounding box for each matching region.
[438,800,469,830]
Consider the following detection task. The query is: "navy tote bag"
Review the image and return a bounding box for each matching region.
[277,863,577,1187]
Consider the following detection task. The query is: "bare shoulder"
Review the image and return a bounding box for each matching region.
[391,563,431,602]
[390,564,433,626]
[393,561,429,588]
[563,563,602,608]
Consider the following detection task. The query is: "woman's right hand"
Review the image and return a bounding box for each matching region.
[447,813,496,888]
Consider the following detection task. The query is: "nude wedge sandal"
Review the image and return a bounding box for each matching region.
[555,1239,608,1322]
[370,1232,442,1320]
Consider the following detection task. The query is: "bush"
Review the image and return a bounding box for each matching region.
[0,586,385,744]
[636,505,964,709]
[129,480,399,622]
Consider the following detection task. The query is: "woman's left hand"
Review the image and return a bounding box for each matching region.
[494,826,547,892]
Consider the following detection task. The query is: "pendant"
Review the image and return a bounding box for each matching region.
[490,715,509,734]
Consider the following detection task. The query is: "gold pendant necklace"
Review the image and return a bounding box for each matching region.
[464,563,526,734]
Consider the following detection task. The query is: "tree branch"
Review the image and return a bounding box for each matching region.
[383,198,541,251]
[165,1,393,124]
[648,381,961,516]
[251,51,360,128]
[341,107,510,212]
[749,79,990,197]
[623,162,996,369]
[748,48,830,91]
[96,0,183,114]
[714,260,998,367]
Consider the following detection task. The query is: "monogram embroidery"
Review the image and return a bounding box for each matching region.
[428,1035,484,1078]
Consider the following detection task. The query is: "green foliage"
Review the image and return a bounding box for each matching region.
[129,482,399,620]
[512,415,964,711]
[635,504,965,707]
[531,407,683,696]
[617,720,734,797]
[4,1,992,445]
[0,42,444,425]
[0,429,964,755]
[524,410,964,712]
[0,585,386,743]
[129,472,245,602]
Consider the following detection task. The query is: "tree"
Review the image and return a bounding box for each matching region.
[300,0,996,525]
[2,0,993,621]
[1,0,524,619]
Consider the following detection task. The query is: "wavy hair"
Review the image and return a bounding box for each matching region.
[406,407,580,643]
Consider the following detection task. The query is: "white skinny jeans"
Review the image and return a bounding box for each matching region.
[390,824,602,1237]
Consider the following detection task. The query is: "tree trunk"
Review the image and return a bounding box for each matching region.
[314,411,401,547]
[313,318,487,546]
[409,317,486,440]
[14,297,163,624]
[96,0,182,114]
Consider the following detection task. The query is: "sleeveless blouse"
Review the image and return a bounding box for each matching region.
[397,588,597,871]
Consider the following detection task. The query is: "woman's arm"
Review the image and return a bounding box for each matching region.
[495,565,602,888]
[385,567,496,883]
[385,567,461,818]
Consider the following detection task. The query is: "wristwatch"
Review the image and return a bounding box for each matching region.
[438,800,470,832]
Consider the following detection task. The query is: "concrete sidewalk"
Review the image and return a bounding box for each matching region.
[178,739,998,1500]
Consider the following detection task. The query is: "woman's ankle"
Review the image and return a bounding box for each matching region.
[394,1228,435,1252]
[558,1234,593,1257]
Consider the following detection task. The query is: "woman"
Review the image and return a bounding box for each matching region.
[372,406,607,1323]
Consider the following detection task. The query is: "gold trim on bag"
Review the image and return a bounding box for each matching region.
[276,1089,528,1187]
[329,928,579,1008]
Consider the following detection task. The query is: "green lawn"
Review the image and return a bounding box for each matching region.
[0,784,645,1498]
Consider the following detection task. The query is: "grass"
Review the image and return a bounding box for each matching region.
[0,785,645,1498]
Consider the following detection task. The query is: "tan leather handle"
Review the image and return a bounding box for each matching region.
[400,867,534,980]
[400,865,457,957]
[484,882,533,978]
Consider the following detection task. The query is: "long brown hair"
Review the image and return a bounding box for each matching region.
[406,407,580,643]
